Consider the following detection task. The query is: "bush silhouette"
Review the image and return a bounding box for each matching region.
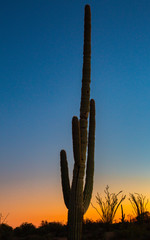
[37,221,66,237]
[129,193,149,223]
[0,223,13,240]
[14,222,36,237]
[92,185,126,224]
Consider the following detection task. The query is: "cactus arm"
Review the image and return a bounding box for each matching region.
[83,99,95,213]
[60,150,70,209]
[80,4,91,164]
[72,116,81,166]
[69,116,81,206]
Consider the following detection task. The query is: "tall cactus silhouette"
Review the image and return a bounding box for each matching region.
[60,5,95,240]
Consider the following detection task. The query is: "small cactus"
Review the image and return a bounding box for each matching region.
[60,5,95,240]
[121,204,125,223]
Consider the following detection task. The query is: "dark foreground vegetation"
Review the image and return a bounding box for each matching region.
[2,218,150,240]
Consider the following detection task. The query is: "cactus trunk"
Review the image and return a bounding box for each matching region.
[60,5,95,240]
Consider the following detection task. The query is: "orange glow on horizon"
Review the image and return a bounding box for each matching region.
[3,177,150,228]
[5,200,137,228]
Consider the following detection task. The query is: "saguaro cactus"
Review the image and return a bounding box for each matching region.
[60,5,95,240]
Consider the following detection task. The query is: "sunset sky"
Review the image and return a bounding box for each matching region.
[1,0,150,227]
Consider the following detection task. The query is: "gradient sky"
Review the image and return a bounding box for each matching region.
[1,0,150,227]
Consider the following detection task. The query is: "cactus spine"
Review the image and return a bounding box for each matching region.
[60,5,95,240]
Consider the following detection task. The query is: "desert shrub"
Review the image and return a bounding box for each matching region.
[0,223,13,240]
[83,219,104,239]
[129,193,149,223]
[83,219,96,231]
[37,221,66,237]
[92,185,126,224]
[14,222,36,237]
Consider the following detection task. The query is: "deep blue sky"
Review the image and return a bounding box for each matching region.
[1,0,150,226]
